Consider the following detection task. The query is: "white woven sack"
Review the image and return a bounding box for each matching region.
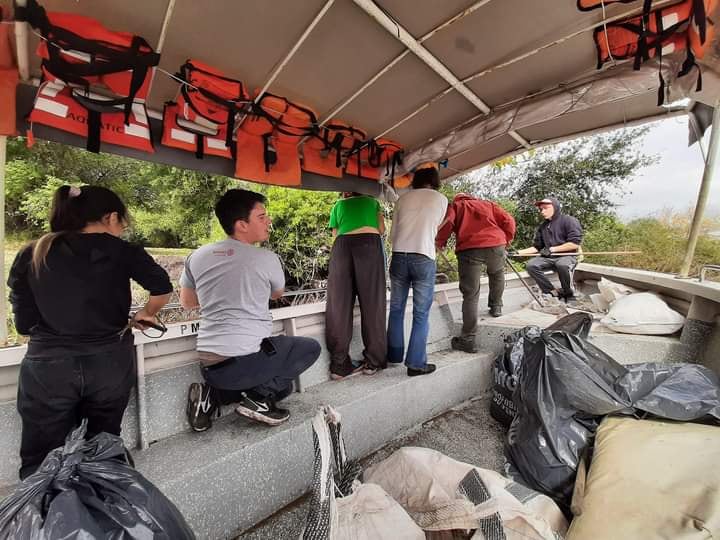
[601,292,685,335]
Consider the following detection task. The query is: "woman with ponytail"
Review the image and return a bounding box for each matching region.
[7,185,173,479]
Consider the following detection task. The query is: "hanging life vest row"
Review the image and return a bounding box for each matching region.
[163,60,407,187]
[590,0,716,104]
[18,0,160,152]
[14,1,406,187]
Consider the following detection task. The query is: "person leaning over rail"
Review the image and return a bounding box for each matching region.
[512,196,583,302]
[181,189,321,431]
[7,185,172,480]
[387,166,448,377]
[435,193,516,354]
[325,192,387,380]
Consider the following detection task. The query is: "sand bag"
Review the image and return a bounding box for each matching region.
[601,291,685,334]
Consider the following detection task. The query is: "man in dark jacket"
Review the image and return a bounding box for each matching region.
[516,197,583,301]
[436,193,516,353]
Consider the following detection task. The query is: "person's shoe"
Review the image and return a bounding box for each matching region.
[330,363,364,381]
[407,364,437,377]
[362,364,381,376]
[451,336,477,354]
[235,394,290,426]
[186,382,220,432]
[489,306,503,318]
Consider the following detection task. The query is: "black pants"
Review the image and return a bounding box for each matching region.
[202,336,320,402]
[325,233,387,372]
[525,255,578,297]
[457,246,507,337]
[17,344,135,480]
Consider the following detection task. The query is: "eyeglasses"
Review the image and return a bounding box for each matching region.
[118,314,168,340]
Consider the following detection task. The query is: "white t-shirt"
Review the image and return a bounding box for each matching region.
[179,238,285,356]
[390,189,448,260]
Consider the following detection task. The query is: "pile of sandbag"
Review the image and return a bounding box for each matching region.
[301,406,424,540]
[568,416,720,539]
[301,407,567,539]
[591,277,685,335]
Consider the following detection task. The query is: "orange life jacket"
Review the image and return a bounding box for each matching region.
[592,0,715,103]
[593,1,692,68]
[345,137,404,184]
[19,0,159,150]
[234,91,317,186]
[0,7,18,136]
[174,60,248,152]
[161,101,232,159]
[29,81,154,153]
[302,120,366,178]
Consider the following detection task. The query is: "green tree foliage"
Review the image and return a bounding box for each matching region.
[444,127,656,248]
[5,138,233,246]
[264,187,337,287]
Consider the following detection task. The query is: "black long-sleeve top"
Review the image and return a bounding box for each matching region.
[7,233,173,356]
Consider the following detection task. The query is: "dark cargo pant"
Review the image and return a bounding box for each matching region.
[325,233,387,372]
[458,246,506,338]
[525,255,578,297]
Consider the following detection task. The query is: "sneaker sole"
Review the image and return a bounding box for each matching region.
[234,405,289,426]
[186,384,211,432]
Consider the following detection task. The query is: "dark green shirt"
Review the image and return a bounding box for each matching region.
[329,196,381,236]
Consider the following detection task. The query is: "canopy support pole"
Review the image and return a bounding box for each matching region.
[14,0,30,81]
[679,102,720,278]
[0,135,7,345]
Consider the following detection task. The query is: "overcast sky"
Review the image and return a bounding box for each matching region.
[614,115,720,221]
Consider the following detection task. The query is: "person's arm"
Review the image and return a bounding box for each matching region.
[127,244,173,325]
[517,247,539,255]
[269,253,286,301]
[548,242,580,254]
[435,203,456,249]
[7,245,41,335]
[377,212,385,235]
[492,204,516,245]
[179,287,200,310]
[178,253,200,310]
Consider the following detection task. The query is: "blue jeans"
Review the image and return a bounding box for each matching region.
[387,253,436,369]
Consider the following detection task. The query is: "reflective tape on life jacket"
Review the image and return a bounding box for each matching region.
[19,0,159,123]
[302,120,366,178]
[593,1,692,68]
[0,7,18,136]
[234,91,317,186]
[29,81,154,153]
[161,102,232,159]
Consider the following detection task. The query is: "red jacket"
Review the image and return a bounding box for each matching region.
[436,194,516,252]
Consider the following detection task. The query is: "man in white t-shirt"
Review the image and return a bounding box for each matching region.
[387,166,448,376]
[180,189,321,431]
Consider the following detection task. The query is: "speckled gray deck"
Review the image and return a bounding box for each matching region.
[132,348,495,540]
[239,394,506,540]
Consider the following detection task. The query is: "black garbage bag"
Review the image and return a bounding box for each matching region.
[505,327,720,509]
[490,313,593,427]
[0,420,195,540]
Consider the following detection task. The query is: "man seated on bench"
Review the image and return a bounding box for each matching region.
[181,189,321,431]
[514,196,583,303]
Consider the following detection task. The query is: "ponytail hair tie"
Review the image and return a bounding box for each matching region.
[68,186,82,198]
